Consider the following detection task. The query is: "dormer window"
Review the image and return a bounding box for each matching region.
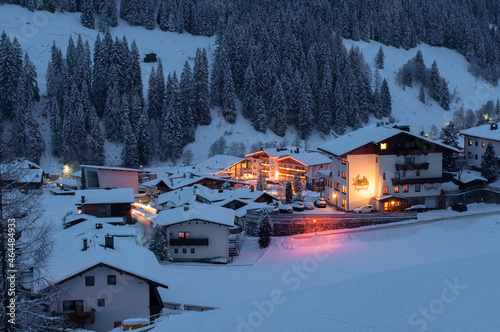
[380,143,387,150]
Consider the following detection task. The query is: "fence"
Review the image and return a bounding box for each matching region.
[442,185,500,207]
[163,302,218,312]
[244,210,417,236]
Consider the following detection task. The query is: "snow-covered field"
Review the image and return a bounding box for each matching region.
[2,5,499,170]
[153,208,500,332]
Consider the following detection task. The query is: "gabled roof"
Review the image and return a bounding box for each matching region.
[278,152,331,166]
[0,158,44,183]
[318,124,459,157]
[141,177,169,188]
[454,170,488,184]
[155,203,235,227]
[80,165,142,172]
[42,223,168,291]
[458,123,500,142]
[75,188,135,205]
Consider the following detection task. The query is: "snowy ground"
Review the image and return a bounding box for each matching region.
[153,205,500,332]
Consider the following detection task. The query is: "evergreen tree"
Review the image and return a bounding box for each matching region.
[270,79,287,136]
[480,143,498,182]
[148,224,169,261]
[144,0,156,30]
[380,78,392,117]
[439,124,459,171]
[122,120,140,168]
[257,173,267,191]
[24,119,44,164]
[208,136,228,157]
[428,60,441,101]
[193,48,211,125]
[297,74,314,140]
[418,84,426,103]
[252,94,267,133]
[81,0,95,29]
[180,61,196,143]
[129,40,143,101]
[375,46,385,69]
[160,101,184,162]
[136,108,152,166]
[334,82,347,135]
[292,174,302,194]
[242,62,258,120]
[222,62,237,124]
[85,109,105,165]
[258,210,272,248]
[103,83,122,141]
[438,78,451,110]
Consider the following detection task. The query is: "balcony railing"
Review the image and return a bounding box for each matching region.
[395,162,429,171]
[170,238,209,246]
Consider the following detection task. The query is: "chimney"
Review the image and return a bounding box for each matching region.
[82,238,88,251]
[491,123,498,130]
[95,223,103,229]
[105,234,114,249]
[184,205,190,211]
[81,196,86,203]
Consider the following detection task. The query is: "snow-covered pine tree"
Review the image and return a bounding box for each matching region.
[222,62,237,124]
[103,83,121,141]
[253,94,267,133]
[129,40,143,101]
[148,224,169,261]
[122,120,140,168]
[136,108,152,166]
[258,210,272,248]
[160,100,184,162]
[418,84,426,104]
[292,174,302,194]
[333,82,347,135]
[317,63,333,135]
[144,0,156,30]
[480,143,498,182]
[380,78,392,117]
[257,173,267,191]
[297,73,314,140]
[0,33,23,119]
[208,136,228,157]
[147,67,158,119]
[85,109,105,165]
[193,48,211,125]
[375,46,384,69]
[438,77,451,110]
[242,62,258,121]
[81,0,95,29]
[24,118,44,164]
[270,79,287,136]
[439,124,459,171]
[428,60,441,102]
[180,61,196,142]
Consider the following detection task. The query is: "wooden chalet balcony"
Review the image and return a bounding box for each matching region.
[395,162,429,171]
[170,238,209,246]
[391,177,445,186]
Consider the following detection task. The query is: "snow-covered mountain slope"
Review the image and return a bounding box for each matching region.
[2,5,499,169]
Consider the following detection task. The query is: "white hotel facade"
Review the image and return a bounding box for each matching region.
[318,124,458,212]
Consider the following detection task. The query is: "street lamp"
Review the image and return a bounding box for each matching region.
[313,219,317,236]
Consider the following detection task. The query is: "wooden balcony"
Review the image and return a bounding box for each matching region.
[395,162,429,171]
[170,238,209,246]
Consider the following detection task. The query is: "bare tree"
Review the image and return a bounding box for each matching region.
[0,126,64,331]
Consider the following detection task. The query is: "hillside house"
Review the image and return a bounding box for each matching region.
[75,188,135,224]
[76,165,142,194]
[0,158,44,193]
[458,123,500,168]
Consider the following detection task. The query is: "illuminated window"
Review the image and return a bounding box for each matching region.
[342,158,347,165]
[334,182,339,191]
[394,186,399,193]
[341,185,346,194]
[342,199,346,208]
[403,185,409,193]
[380,143,387,150]
[468,139,472,146]
[482,142,485,148]
[342,172,347,179]
[178,232,190,239]
[383,186,389,195]
[415,184,421,192]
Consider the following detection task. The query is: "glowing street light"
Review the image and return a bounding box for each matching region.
[313,219,317,236]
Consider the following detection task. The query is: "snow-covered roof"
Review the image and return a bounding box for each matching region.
[318,124,459,157]
[196,187,277,203]
[278,152,331,166]
[80,165,142,172]
[0,158,44,183]
[70,170,82,178]
[234,202,269,218]
[74,188,135,205]
[65,214,126,226]
[455,171,488,184]
[459,123,500,142]
[141,177,169,188]
[196,155,246,170]
[317,170,332,178]
[155,203,235,227]
[44,223,167,290]
[54,178,78,187]
[156,185,212,206]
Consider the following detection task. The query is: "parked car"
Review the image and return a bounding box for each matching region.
[353,205,375,213]
[405,204,428,212]
[260,205,279,213]
[303,201,315,210]
[278,204,294,213]
[291,202,305,211]
[452,203,467,212]
[315,198,327,208]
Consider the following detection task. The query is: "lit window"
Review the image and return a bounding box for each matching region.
[383,186,389,195]
[342,158,347,164]
[178,232,190,239]
[468,139,472,146]
[403,185,409,193]
[85,276,94,287]
[342,172,347,179]
[342,199,346,208]
[394,186,399,193]
[380,143,387,150]
[482,142,485,148]
[334,182,339,191]
[342,185,346,194]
